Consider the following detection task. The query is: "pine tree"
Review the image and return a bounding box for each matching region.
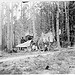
[1,3,5,50]
[6,4,10,51]
[52,3,55,37]
[56,2,60,48]
[65,2,70,46]
[10,3,13,50]
[0,3,2,50]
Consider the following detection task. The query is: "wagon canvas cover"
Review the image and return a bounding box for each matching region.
[16,40,31,47]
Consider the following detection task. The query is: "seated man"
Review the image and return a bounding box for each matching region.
[44,42,48,51]
[31,43,38,51]
[30,39,38,51]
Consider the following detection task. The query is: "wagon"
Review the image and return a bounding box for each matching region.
[16,40,32,52]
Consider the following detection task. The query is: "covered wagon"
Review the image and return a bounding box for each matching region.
[16,40,32,52]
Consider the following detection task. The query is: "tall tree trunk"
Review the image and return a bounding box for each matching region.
[65,2,70,46]
[10,3,13,50]
[21,2,23,20]
[1,3,5,50]
[6,4,10,51]
[33,18,36,41]
[0,3,2,50]
[52,4,55,37]
[12,3,15,47]
[56,2,60,48]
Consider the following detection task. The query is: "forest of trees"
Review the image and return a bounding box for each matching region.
[0,1,75,51]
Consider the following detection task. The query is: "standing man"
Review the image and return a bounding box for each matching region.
[20,37,25,50]
[21,37,25,44]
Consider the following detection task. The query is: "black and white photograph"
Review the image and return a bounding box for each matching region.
[0,0,75,74]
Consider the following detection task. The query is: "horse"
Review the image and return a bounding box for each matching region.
[38,31,54,51]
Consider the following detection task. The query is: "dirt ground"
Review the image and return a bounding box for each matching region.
[0,48,75,74]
